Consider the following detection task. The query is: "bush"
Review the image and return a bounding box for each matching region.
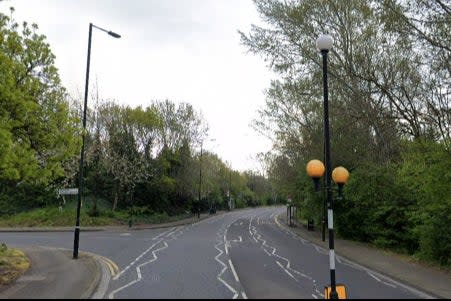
[397,140,451,265]
[336,163,417,253]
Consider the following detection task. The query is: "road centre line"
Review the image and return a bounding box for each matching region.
[165,226,182,237]
[251,210,319,289]
[113,238,163,280]
[276,260,297,281]
[109,241,169,299]
[215,228,238,299]
[113,227,179,280]
[229,259,240,282]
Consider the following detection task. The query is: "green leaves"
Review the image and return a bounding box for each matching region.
[242,0,450,266]
[0,9,78,186]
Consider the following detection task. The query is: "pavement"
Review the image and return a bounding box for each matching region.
[277,213,451,299]
[0,208,450,299]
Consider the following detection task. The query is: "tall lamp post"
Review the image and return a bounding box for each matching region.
[228,169,232,211]
[305,34,351,299]
[73,23,121,260]
[198,138,216,217]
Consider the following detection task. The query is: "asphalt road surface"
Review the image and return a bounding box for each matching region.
[2,207,427,299]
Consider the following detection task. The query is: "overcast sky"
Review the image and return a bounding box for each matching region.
[1,0,275,172]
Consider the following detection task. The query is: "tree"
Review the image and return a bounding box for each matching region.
[0,9,79,208]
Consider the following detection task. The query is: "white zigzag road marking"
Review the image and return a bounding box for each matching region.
[215,226,239,299]
[249,209,323,295]
[109,241,169,299]
[110,226,187,298]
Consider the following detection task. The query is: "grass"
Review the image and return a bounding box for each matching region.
[0,204,195,228]
[0,243,30,285]
[0,207,115,227]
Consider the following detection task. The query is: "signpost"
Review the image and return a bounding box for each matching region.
[58,188,79,196]
[57,188,79,211]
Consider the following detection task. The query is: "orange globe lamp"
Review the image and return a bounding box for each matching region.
[332,166,349,185]
[306,159,325,192]
[306,159,325,179]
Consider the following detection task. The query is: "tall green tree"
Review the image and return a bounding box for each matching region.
[0,8,79,209]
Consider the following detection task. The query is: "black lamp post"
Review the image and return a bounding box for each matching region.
[228,169,232,211]
[198,141,203,218]
[306,34,347,299]
[198,139,215,217]
[317,33,336,298]
[73,23,121,260]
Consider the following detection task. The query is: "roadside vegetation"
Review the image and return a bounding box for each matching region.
[240,0,450,268]
[0,243,30,285]
[0,8,280,231]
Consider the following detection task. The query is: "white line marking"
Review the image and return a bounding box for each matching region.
[241,292,248,299]
[154,227,176,239]
[165,227,181,237]
[276,261,297,281]
[263,248,272,256]
[368,272,397,288]
[229,259,240,282]
[109,242,168,298]
[215,226,239,299]
[113,239,163,280]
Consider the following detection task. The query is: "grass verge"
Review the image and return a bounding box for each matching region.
[0,244,30,285]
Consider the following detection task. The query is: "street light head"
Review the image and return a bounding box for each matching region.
[306,159,325,179]
[108,31,121,38]
[316,34,333,51]
[332,166,350,185]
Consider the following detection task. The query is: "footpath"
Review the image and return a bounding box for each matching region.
[277,213,451,299]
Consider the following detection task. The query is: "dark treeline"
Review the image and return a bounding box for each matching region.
[241,0,450,266]
[77,98,276,215]
[0,8,278,223]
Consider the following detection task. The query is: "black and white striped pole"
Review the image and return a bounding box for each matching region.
[317,33,338,299]
[307,161,349,300]
[304,34,350,299]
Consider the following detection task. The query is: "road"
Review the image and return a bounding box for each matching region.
[2,206,427,299]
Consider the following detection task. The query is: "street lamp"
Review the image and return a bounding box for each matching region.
[73,23,121,260]
[317,33,333,245]
[307,33,347,299]
[306,160,350,299]
[228,168,232,211]
[198,138,216,217]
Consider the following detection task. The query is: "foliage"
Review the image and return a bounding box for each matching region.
[397,140,451,265]
[240,0,451,266]
[0,8,79,212]
[0,245,30,285]
[0,9,79,184]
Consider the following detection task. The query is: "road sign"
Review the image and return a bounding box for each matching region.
[58,188,79,196]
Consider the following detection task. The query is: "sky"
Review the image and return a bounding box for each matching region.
[1,0,276,172]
